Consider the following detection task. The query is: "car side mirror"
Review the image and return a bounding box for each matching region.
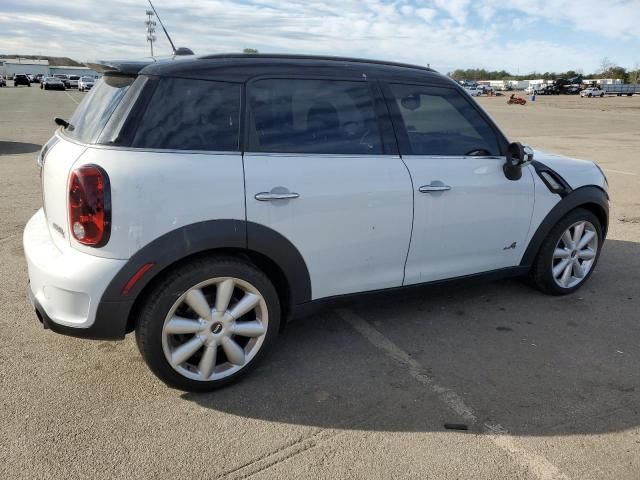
[504,142,533,181]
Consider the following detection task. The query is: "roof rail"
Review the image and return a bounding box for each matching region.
[198,53,434,72]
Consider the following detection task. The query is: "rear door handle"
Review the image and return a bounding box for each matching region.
[255,192,300,201]
[418,184,452,193]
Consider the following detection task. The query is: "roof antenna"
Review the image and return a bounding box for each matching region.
[147,0,194,56]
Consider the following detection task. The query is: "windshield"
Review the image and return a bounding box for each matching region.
[64,75,135,144]
[81,77,93,81]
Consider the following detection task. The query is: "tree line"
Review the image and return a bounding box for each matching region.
[448,58,640,83]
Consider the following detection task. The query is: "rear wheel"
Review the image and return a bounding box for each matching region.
[135,256,280,392]
[530,208,602,295]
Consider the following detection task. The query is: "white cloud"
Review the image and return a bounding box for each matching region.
[480,0,640,40]
[416,8,437,22]
[432,0,472,23]
[0,0,637,73]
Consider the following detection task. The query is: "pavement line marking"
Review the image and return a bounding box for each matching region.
[337,308,570,480]
[604,168,637,176]
[65,91,80,105]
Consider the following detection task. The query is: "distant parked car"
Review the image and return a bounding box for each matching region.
[580,87,605,98]
[41,77,66,91]
[564,85,581,95]
[13,74,31,87]
[525,85,544,95]
[68,75,80,88]
[464,86,482,97]
[78,76,95,92]
[32,74,44,84]
[538,85,560,95]
[53,74,70,88]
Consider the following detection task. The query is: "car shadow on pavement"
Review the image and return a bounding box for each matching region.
[0,141,42,155]
[183,238,640,436]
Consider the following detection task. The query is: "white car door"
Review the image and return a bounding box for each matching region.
[383,82,535,284]
[243,78,413,299]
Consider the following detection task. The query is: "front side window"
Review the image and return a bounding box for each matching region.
[248,78,382,155]
[131,78,241,151]
[389,83,500,156]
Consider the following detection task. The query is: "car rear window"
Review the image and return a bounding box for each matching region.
[130,77,241,152]
[64,75,135,144]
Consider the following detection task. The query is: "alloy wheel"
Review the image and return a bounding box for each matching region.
[161,277,268,381]
[551,221,598,289]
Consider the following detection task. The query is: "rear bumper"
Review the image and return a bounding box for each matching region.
[24,209,131,340]
[28,286,132,340]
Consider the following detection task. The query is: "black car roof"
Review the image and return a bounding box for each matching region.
[92,54,451,86]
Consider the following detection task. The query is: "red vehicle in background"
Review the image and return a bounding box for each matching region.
[508,94,527,105]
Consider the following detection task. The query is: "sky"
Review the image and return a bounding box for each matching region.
[1,0,639,75]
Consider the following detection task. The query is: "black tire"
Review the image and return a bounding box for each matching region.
[135,256,281,392]
[529,208,603,295]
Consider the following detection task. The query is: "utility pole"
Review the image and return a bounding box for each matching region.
[145,10,157,57]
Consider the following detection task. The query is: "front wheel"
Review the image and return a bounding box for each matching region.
[135,256,281,392]
[529,208,603,295]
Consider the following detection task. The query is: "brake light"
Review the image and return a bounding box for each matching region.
[68,165,111,247]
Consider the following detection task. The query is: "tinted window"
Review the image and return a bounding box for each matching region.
[65,75,135,144]
[248,79,382,155]
[389,84,500,156]
[132,78,240,151]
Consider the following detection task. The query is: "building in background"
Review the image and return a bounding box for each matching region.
[590,78,623,85]
[1,58,50,77]
[0,59,100,79]
[49,66,100,78]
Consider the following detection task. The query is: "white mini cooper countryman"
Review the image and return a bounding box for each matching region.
[24,54,609,391]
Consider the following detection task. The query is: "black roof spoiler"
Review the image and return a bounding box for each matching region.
[86,59,156,75]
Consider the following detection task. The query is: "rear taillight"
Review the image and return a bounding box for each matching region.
[68,165,111,247]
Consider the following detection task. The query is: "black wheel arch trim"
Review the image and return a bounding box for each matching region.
[91,220,311,338]
[520,185,609,267]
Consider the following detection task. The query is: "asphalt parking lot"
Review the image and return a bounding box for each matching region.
[1,86,639,479]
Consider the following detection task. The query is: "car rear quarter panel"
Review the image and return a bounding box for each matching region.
[70,147,246,259]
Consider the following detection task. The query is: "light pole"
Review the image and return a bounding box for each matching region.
[145,10,157,57]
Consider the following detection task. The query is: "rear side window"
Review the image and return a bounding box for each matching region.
[248,78,382,155]
[132,78,241,151]
[65,75,135,144]
[388,83,500,156]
